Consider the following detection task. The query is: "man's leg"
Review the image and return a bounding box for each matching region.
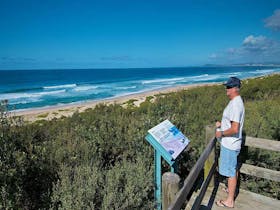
[217,146,239,208]
[223,173,237,207]
[216,173,237,208]
[224,171,239,195]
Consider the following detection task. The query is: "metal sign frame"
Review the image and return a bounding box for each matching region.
[145,133,178,210]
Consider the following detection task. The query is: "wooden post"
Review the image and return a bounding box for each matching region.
[162,172,180,210]
[204,125,216,187]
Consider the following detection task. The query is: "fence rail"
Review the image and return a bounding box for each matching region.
[244,136,280,152]
[167,137,217,210]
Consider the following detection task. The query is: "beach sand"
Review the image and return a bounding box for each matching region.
[12,82,218,122]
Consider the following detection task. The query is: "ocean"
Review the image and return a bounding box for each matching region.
[0,66,279,111]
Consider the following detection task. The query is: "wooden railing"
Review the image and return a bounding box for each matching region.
[239,136,280,182]
[163,126,280,210]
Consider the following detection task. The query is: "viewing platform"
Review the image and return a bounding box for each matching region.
[185,182,280,210]
[163,126,280,210]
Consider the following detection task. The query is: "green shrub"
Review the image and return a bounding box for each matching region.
[1,74,279,208]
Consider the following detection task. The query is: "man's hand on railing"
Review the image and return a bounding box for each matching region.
[216,121,221,128]
[215,121,222,140]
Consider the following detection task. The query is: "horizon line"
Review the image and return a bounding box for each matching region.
[1,63,280,71]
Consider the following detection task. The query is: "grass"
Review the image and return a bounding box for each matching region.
[37,113,49,118]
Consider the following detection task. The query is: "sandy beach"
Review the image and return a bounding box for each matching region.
[12,82,218,122]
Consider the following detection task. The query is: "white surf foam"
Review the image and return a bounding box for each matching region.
[0,89,66,100]
[115,86,137,90]
[43,84,77,89]
[142,77,185,84]
[74,85,98,92]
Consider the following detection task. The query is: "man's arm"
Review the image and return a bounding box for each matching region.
[215,121,239,138]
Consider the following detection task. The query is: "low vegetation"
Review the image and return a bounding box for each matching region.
[0,74,279,209]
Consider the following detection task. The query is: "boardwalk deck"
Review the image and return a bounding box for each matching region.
[185,183,280,210]
[166,130,280,210]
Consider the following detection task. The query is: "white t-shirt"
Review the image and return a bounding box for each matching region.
[221,95,245,150]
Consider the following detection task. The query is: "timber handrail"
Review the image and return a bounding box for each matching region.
[166,127,280,210]
[240,136,280,182]
[167,137,217,210]
[243,136,280,152]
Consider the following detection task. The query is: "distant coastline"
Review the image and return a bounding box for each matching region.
[203,63,280,67]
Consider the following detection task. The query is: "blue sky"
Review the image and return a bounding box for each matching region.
[0,0,280,69]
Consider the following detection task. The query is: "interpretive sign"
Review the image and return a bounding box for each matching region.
[145,119,190,210]
[148,119,190,160]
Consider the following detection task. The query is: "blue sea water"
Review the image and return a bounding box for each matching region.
[0,66,279,111]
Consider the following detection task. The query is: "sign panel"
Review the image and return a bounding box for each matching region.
[148,119,190,160]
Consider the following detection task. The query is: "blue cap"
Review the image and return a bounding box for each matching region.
[223,77,241,88]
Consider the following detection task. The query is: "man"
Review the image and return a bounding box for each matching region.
[215,77,245,208]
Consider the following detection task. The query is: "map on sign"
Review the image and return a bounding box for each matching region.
[148,119,190,159]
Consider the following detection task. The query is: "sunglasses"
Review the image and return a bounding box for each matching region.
[226,86,240,89]
[226,86,234,89]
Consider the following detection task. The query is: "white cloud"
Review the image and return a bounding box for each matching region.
[243,35,266,45]
[100,55,133,61]
[209,35,280,63]
[264,9,280,31]
[208,9,280,64]
[241,35,275,53]
[208,53,218,59]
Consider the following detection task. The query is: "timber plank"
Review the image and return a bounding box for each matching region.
[240,163,280,182]
[188,183,280,210]
[244,136,280,152]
